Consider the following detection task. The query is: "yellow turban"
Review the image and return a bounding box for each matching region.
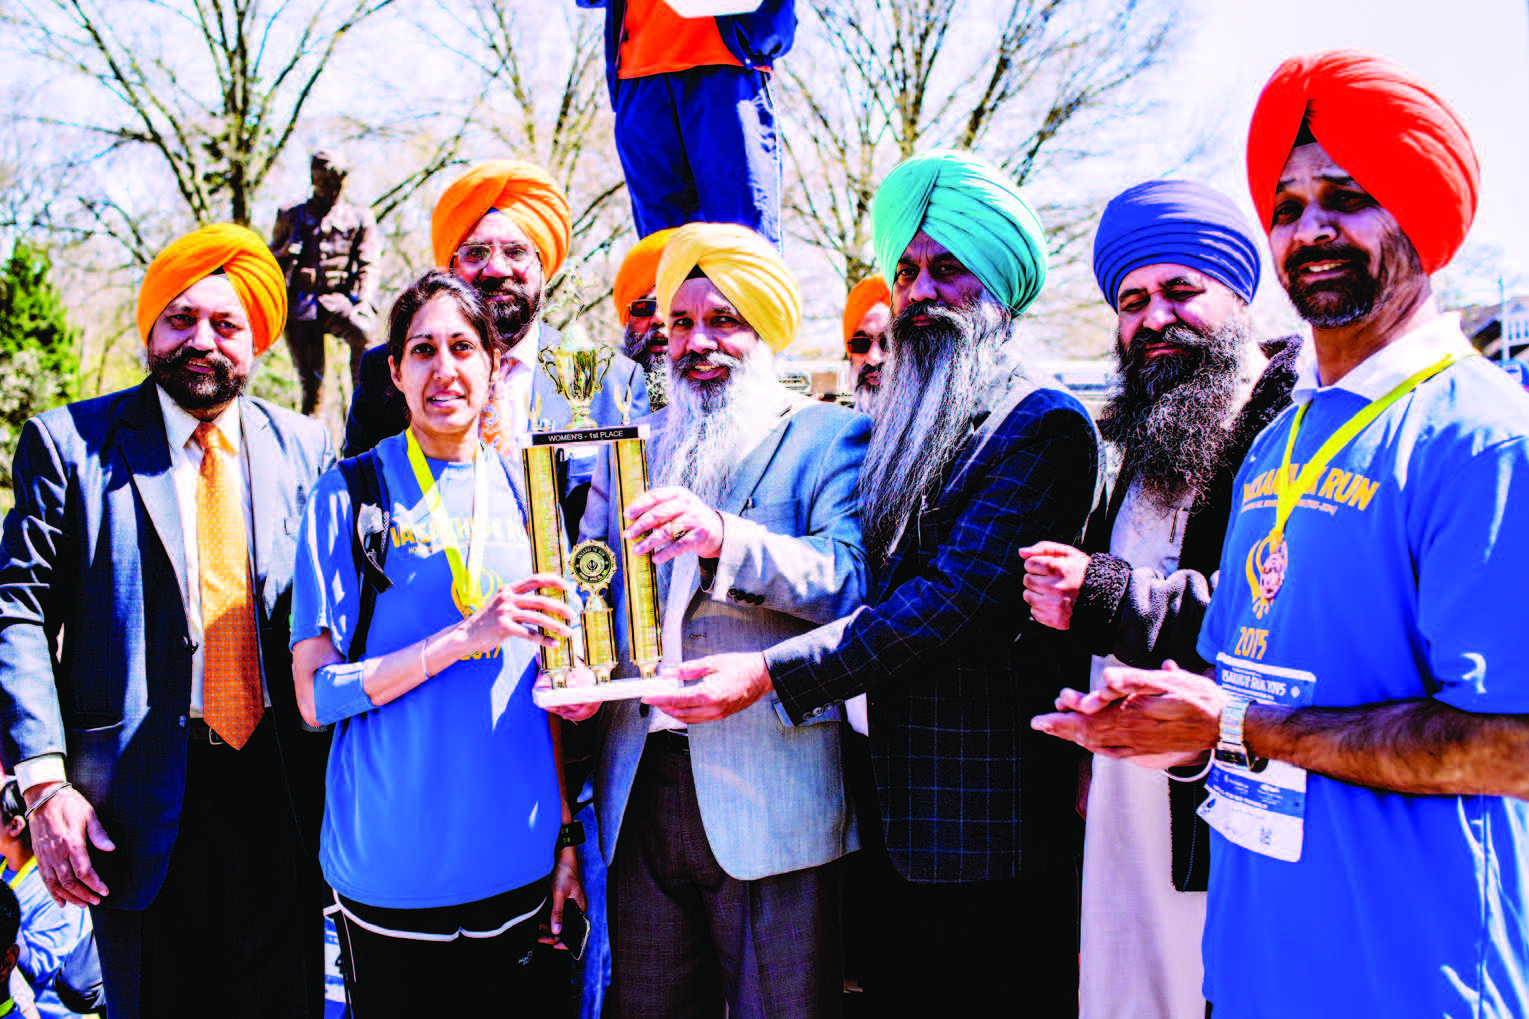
[655,223,799,353]
[842,275,891,347]
[430,160,572,279]
[136,224,286,356]
[612,228,678,325]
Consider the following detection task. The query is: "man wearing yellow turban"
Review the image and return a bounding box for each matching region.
[0,224,335,1017]
[612,227,677,410]
[569,221,871,1017]
[663,156,1101,1014]
[344,160,649,538]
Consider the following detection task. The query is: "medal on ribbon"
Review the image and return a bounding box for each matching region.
[406,429,492,618]
[1245,350,1468,617]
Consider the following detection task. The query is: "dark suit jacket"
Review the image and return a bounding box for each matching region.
[767,345,1101,883]
[0,380,334,909]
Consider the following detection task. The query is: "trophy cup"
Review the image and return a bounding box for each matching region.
[526,329,677,708]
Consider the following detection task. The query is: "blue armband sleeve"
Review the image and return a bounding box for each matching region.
[314,661,378,725]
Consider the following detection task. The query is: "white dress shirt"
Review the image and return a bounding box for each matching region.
[16,388,264,791]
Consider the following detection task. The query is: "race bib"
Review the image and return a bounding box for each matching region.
[1198,653,1316,862]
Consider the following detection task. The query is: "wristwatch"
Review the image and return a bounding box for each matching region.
[556,820,586,852]
[1215,696,1258,770]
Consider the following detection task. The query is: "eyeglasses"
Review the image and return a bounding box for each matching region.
[454,242,538,272]
[627,298,658,319]
[847,335,884,355]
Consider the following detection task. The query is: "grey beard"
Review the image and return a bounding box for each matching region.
[652,344,783,509]
[858,292,1012,563]
[852,383,879,415]
[1098,317,1251,512]
[623,323,670,410]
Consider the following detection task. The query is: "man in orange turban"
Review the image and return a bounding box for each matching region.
[0,223,334,1017]
[842,275,890,412]
[1032,51,1529,1019]
[344,161,648,532]
[613,228,677,409]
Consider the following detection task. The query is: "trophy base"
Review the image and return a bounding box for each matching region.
[533,675,684,708]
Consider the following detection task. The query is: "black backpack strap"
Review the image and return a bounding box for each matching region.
[337,450,392,663]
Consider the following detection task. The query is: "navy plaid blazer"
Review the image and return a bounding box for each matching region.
[768,346,1100,883]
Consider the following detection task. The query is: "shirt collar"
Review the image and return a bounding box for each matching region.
[1291,312,1475,405]
[156,384,242,454]
[503,319,542,374]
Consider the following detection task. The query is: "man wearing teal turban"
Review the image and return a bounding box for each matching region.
[872,149,1048,313]
[655,150,1101,1015]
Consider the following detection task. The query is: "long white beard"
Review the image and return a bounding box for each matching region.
[859,291,1012,562]
[652,344,784,509]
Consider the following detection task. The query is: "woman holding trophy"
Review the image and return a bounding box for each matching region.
[290,270,586,1013]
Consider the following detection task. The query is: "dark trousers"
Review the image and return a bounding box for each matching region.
[850,741,1081,1017]
[333,903,566,1018]
[284,309,371,416]
[610,735,842,1019]
[613,66,781,245]
[92,716,324,1019]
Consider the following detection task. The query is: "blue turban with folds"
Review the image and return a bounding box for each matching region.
[1092,180,1261,311]
[871,151,1048,313]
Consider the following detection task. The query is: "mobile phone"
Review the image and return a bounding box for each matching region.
[560,897,592,962]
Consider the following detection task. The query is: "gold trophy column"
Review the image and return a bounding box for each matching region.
[613,436,662,679]
[521,444,574,685]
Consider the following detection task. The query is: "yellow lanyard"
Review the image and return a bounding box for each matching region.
[405,428,490,617]
[1270,351,1467,545]
[4,856,36,889]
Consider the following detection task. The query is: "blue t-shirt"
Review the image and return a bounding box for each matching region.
[292,432,561,910]
[1197,354,1529,1018]
[5,860,78,1019]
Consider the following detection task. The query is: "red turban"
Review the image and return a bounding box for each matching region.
[842,276,890,348]
[431,160,572,279]
[1246,50,1479,274]
[612,228,677,325]
[137,224,286,356]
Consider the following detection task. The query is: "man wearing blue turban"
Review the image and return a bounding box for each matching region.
[651,150,1101,1014]
[1020,179,1301,1019]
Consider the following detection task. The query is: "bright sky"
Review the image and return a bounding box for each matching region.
[1171,0,1529,300]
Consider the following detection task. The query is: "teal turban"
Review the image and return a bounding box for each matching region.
[871,151,1048,313]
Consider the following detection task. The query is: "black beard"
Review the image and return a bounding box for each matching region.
[474,276,541,342]
[148,343,248,411]
[622,321,667,372]
[1282,231,1422,329]
[855,362,881,392]
[1098,319,1248,511]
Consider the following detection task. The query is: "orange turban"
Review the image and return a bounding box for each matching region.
[842,275,890,347]
[612,228,678,325]
[431,160,572,279]
[1246,50,1479,274]
[136,224,286,356]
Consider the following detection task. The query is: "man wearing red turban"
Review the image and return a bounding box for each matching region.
[344,160,649,536]
[1032,51,1529,1019]
[0,224,335,1017]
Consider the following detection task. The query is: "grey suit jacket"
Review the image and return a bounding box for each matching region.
[0,380,334,908]
[581,394,870,880]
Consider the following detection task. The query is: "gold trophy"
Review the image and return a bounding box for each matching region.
[525,329,675,707]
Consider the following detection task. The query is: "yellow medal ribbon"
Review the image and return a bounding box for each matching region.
[1246,350,1470,617]
[406,428,491,617]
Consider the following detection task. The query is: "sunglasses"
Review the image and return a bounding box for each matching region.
[627,298,659,319]
[847,335,875,355]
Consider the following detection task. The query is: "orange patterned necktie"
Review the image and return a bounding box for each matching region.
[194,421,262,748]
